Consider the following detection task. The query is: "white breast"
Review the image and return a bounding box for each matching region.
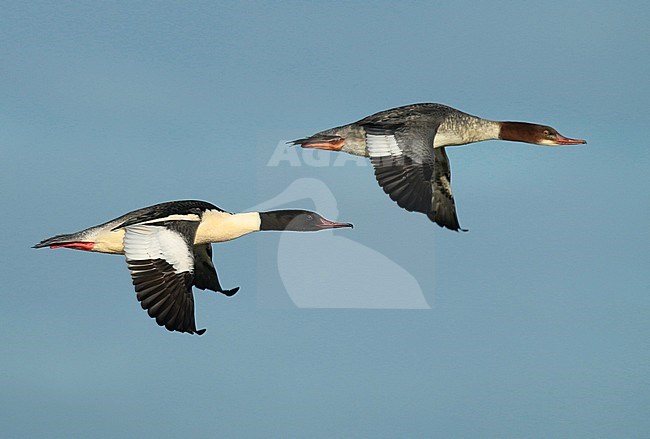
[92,229,126,254]
[433,131,468,148]
[434,116,501,148]
[195,210,261,243]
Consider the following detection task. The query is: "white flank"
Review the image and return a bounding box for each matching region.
[195,210,261,243]
[367,134,403,158]
[123,225,194,274]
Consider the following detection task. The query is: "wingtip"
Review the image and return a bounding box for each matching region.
[427,211,466,233]
[216,286,240,297]
[195,328,207,335]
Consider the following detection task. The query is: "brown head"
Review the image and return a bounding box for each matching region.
[499,122,586,146]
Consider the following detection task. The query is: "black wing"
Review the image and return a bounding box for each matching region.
[123,221,206,335]
[193,244,240,297]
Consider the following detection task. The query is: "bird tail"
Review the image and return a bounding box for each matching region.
[288,134,345,150]
[33,231,95,250]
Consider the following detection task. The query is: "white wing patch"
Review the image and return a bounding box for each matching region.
[367,134,403,158]
[123,225,194,274]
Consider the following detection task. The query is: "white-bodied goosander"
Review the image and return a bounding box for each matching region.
[33,200,352,335]
[291,103,586,231]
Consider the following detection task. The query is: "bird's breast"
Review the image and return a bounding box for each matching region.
[433,131,470,148]
[92,229,126,254]
[434,116,501,147]
[195,210,261,244]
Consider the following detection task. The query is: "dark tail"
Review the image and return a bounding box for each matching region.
[33,232,88,249]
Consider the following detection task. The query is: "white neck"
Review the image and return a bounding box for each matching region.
[195,210,261,244]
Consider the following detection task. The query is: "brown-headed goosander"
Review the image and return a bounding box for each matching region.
[33,200,352,335]
[291,103,586,231]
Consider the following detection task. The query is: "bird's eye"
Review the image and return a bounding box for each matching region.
[306,215,313,220]
[543,130,550,136]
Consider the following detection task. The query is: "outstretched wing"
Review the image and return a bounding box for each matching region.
[192,244,240,297]
[429,148,466,232]
[363,123,464,231]
[123,220,206,335]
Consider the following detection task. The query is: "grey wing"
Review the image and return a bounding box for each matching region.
[364,123,464,231]
[356,103,454,126]
[428,148,466,232]
[192,244,240,297]
[366,125,436,214]
[123,221,206,335]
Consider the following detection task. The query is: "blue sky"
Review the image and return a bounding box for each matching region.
[1,1,648,437]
